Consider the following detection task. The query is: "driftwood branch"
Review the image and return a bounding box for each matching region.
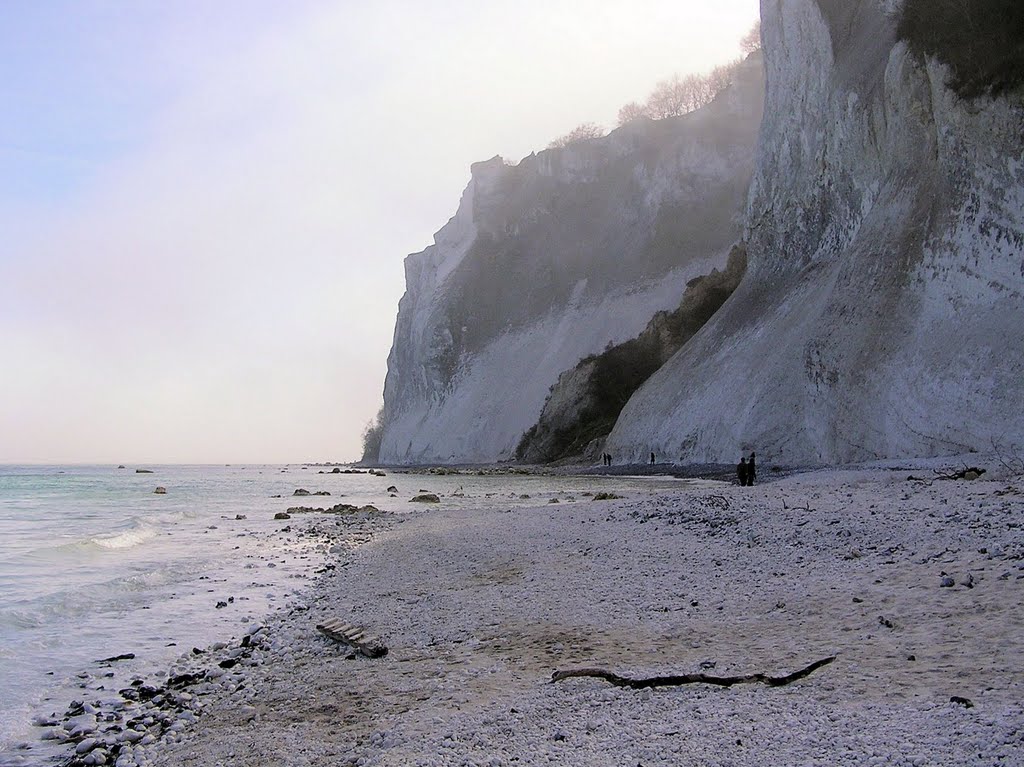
[934,465,985,481]
[551,656,836,689]
[908,465,986,485]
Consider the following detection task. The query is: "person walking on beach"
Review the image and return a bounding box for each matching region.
[650,451,655,465]
[748,452,757,486]
[737,456,748,486]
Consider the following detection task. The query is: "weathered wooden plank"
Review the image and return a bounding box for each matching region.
[316,620,388,658]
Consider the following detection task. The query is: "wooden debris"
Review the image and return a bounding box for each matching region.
[315,618,388,658]
[551,656,835,689]
[909,466,987,485]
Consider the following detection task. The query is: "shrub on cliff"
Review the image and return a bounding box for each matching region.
[516,246,748,463]
[897,0,1024,98]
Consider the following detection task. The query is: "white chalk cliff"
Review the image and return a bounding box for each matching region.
[607,0,1024,463]
[378,56,765,464]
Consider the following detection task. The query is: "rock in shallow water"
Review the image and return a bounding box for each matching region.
[409,494,440,503]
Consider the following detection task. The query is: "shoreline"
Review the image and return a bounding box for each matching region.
[9,507,393,767]
[29,459,1024,766]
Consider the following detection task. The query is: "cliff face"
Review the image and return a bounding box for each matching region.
[378,55,765,464]
[517,245,747,464]
[607,0,1024,464]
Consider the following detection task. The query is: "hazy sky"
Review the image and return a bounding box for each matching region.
[0,0,758,464]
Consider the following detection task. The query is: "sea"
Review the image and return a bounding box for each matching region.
[0,463,690,765]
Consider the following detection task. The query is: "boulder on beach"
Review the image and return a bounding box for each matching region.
[293,489,310,496]
[410,493,440,503]
[274,512,292,520]
[117,465,126,469]
[387,485,398,493]
[153,487,167,494]
[136,469,153,474]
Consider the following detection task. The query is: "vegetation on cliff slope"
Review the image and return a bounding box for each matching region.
[360,407,384,463]
[897,0,1024,98]
[516,245,747,463]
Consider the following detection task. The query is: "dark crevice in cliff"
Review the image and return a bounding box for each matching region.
[516,245,748,464]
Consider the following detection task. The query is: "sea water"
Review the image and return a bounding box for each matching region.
[0,464,687,764]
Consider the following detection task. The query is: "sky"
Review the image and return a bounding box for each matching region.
[0,0,759,464]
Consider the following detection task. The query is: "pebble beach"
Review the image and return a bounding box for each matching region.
[28,461,1024,767]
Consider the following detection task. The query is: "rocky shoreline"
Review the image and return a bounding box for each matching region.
[24,460,1024,766]
[16,508,392,767]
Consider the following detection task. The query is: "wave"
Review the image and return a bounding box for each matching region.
[88,522,158,551]
[12,518,161,563]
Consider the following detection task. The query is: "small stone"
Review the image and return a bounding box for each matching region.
[409,494,440,503]
[76,737,98,755]
[153,487,167,494]
[940,576,955,588]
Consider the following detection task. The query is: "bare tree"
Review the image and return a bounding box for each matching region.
[740,20,762,54]
[645,69,725,119]
[548,122,605,149]
[616,101,650,126]
[613,36,749,127]
[646,75,693,118]
[707,58,742,94]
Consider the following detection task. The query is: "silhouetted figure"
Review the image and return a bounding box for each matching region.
[650,452,655,465]
[748,452,756,486]
[737,457,748,486]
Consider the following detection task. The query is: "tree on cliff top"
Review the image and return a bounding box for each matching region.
[739,20,761,55]
[548,122,605,149]
[617,101,650,125]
